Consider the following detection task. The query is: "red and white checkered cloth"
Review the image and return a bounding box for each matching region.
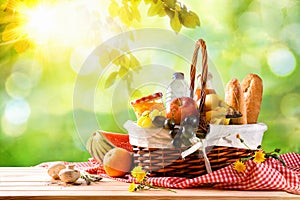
[39,152,300,195]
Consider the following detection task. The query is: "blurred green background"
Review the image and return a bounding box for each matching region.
[0,0,299,166]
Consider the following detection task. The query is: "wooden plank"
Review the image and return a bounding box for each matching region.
[0,181,298,200]
[0,167,299,200]
[0,190,299,200]
[0,167,46,172]
[0,175,49,182]
[0,179,121,187]
[0,185,132,191]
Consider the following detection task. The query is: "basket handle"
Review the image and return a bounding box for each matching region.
[189,39,208,113]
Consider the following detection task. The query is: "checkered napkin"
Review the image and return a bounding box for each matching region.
[39,152,300,195]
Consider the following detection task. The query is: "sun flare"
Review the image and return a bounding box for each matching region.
[24,4,56,44]
[1,0,105,52]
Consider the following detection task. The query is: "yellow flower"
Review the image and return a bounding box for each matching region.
[129,166,175,193]
[131,166,146,182]
[128,182,136,192]
[1,23,33,54]
[233,160,246,173]
[1,0,36,54]
[253,150,266,164]
[135,173,146,182]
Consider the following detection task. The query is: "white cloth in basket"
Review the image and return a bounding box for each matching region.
[124,120,267,150]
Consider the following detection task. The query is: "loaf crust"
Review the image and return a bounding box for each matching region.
[225,78,247,124]
[241,74,263,124]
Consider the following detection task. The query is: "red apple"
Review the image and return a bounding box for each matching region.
[166,97,199,124]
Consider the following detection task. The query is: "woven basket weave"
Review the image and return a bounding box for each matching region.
[133,146,253,178]
[132,39,255,177]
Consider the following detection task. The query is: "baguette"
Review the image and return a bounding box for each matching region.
[225,78,247,124]
[241,74,263,124]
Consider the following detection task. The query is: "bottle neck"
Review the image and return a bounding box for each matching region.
[172,72,185,80]
[205,73,216,94]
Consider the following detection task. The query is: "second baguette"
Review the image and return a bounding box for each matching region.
[241,74,263,124]
[225,78,247,124]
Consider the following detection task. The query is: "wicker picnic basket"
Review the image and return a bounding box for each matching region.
[130,39,257,178]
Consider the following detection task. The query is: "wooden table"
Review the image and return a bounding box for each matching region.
[0,167,299,200]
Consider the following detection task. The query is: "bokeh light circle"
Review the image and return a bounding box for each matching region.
[4,98,31,125]
[5,72,32,98]
[5,58,42,98]
[280,23,300,54]
[1,116,27,137]
[280,93,300,118]
[267,48,296,77]
[12,58,42,84]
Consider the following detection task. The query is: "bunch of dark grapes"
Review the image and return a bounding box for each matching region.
[152,115,199,148]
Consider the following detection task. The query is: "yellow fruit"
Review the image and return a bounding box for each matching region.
[206,110,224,122]
[137,116,145,126]
[204,94,221,111]
[149,109,160,119]
[223,118,230,125]
[206,109,230,125]
[141,110,150,117]
[206,110,215,122]
[214,106,227,112]
[141,117,153,128]
[137,115,153,128]
[160,109,166,116]
[103,147,133,177]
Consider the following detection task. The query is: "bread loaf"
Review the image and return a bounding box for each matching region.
[241,74,263,124]
[225,78,247,124]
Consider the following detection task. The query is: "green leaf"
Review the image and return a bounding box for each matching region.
[144,0,152,5]
[147,1,158,16]
[181,11,200,28]
[110,49,121,64]
[240,157,252,162]
[108,0,119,17]
[162,0,176,9]
[147,0,166,17]
[112,58,120,66]
[269,154,286,167]
[132,6,141,22]
[119,6,132,26]
[105,71,118,88]
[132,0,142,7]
[131,89,143,99]
[99,50,111,68]
[119,66,129,77]
[129,54,140,70]
[181,3,187,12]
[14,39,30,54]
[2,23,18,41]
[122,55,131,66]
[170,10,182,33]
[164,6,174,18]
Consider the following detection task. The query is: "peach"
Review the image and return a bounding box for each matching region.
[103,147,133,177]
